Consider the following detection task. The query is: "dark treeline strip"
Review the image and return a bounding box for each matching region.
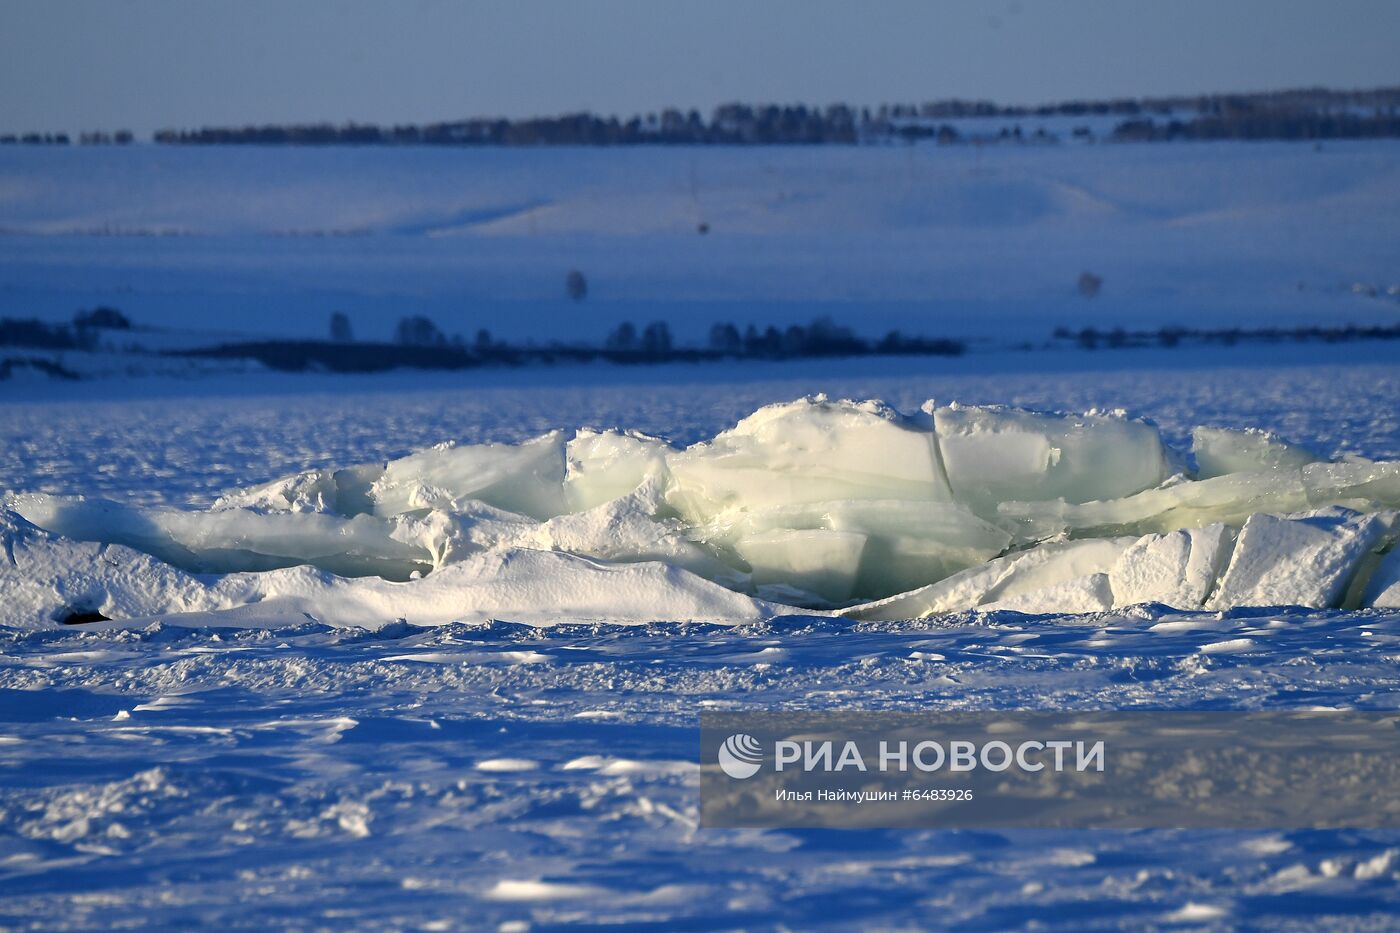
[0,311,964,373]
[170,340,723,372]
[0,131,133,145]
[8,312,1400,378]
[166,319,963,375]
[133,87,1400,147]
[9,88,1400,148]
[153,105,860,147]
[1112,113,1400,142]
[874,86,1400,119]
[1054,322,1400,350]
[0,309,133,351]
[0,318,84,350]
[700,318,963,360]
[149,320,1400,374]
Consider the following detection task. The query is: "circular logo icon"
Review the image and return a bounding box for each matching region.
[717,733,763,779]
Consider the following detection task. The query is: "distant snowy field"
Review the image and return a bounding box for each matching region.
[5,351,1400,929]
[2,140,1400,343]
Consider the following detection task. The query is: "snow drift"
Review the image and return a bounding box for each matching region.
[5,396,1400,629]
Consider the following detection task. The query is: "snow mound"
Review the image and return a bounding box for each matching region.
[0,509,771,629]
[6,396,1400,628]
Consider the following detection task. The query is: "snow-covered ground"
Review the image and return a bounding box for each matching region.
[4,351,1400,929]
[3,141,1399,344]
[5,608,1400,930]
[5,137,1400,928]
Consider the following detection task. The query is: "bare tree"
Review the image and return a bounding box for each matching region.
[642,321,672,356]
[606,322,637,351]
[329,312,353,342]
[395,315,446,346]
[566,270,588,301]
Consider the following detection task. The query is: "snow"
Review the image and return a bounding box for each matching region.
[1366,548,1400,608]
[5,598,1400,928]
[0,508,772,629]
[848,537,1138,621]
[979,571,1116,615]
[1207,508,1396,610]
[5,142,1400,344]
[565,428,671,511]
[1108,523,1236,609]
[4,141,1400,928]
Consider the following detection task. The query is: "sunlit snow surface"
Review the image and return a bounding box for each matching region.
[4,355,1400,928]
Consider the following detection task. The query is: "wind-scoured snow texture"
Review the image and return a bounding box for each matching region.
[5,396,1400,628]
[7,608,1400,930]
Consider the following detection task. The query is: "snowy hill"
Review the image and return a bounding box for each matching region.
[2,140,1398,345]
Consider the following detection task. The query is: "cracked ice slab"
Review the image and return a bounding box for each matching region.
[1206,507,1395,611]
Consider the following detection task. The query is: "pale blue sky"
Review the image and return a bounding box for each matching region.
[3,0,1398,135]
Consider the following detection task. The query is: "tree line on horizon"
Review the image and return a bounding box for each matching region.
[147,88,1400,146]
[9,87,1399,148]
